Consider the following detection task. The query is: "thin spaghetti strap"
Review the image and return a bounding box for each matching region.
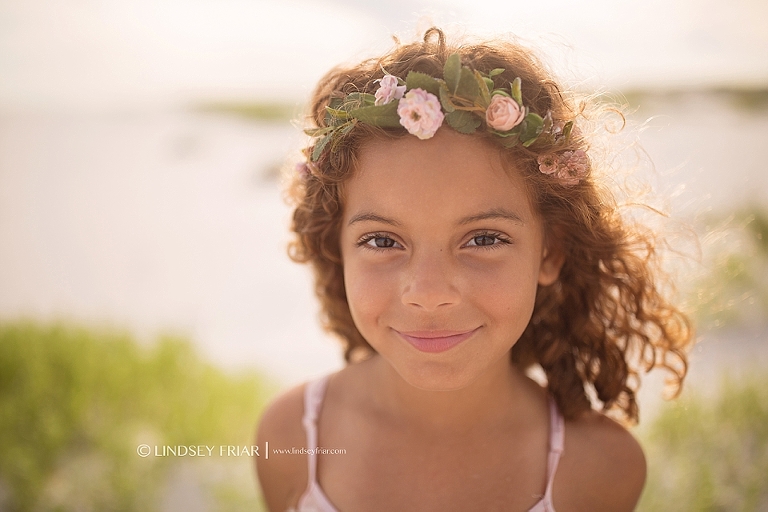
[301,375,331,485]
[544,395,565,499]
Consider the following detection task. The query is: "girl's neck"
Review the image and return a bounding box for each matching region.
[362,354,536,434]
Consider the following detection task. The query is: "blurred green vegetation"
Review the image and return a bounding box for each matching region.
[617,86,768,112]
[687,208,768,330]
[195,101,300,122]
[638,371,768,511]
[0,320,765,510]
[639,207,768,510]
[0,321,274,511]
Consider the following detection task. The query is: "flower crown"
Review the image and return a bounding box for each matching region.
[302,53,588,184]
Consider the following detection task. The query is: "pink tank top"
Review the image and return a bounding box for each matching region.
[289,374,565,512]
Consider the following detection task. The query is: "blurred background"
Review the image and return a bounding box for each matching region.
[1,0,767,510]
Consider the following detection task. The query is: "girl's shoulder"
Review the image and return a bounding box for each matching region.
[254,369,647,511]
[254,378,317,512]
[556,409,647,511]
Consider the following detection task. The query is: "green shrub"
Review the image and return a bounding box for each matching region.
[638,372,768,511]
[0,321,273,511]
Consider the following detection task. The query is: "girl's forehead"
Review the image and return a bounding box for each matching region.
[344,129,536,222]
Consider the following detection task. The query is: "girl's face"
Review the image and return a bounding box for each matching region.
[340,128,563,391]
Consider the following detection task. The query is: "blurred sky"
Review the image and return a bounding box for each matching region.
[1,0,767,110]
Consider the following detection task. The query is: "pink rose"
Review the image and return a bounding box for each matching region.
[374,74,406,106]
[396,88,445,140]
[485,95,525,131]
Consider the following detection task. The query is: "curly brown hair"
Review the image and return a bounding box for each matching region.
[287,28,692,425]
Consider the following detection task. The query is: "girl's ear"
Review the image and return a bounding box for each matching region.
[538,243,565,286]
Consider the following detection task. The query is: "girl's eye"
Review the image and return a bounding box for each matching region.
[464,232,511,249]
[470,235,497,246]
[357,232,508,251]
[358,233,402,250]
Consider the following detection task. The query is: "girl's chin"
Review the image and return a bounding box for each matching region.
[387,360,484,392]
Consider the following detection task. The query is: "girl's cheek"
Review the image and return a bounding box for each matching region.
[462,254,541,301]
[344,259,399,312]
[460,252,534,284]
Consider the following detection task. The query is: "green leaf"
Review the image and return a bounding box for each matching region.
[338,120,357,136]
[473,70,491,107]
[405,71,440,96]
[526,112,545,130]
[519,112,544,147]
[325,106,350,119]
[489,68,505,78]
[330,121,357,152]
[562,120,574,140]
[455,67,480,102]
[499,136,520,148]
[483,77,495,93]
[438,84,456,113]
[312,132,333,161]
[324,98,344,125]
[445,110,481,134]
[344,92,376,108]
[349,102,401,128]
[489,126,522,138]
[510,77,523,105]
[444,53,462,94]
[303,126,334,137]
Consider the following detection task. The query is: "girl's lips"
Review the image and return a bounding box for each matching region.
[394,328,480,353]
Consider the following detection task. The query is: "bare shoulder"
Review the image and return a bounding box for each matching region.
[254,382,309,512]
[556,410,647,511]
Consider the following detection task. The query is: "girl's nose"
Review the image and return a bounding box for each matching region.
[400,250,460,311]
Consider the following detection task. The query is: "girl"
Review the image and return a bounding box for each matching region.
[255,28,692,511]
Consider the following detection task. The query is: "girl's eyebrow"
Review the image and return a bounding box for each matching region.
[347,212,402,227]
[458,208,525,226]
[347,208,524,227]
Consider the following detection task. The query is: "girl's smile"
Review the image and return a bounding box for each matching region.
[393,327,482,353]
[340,128,564,391]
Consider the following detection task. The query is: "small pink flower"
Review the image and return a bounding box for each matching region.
[565,149,588,177]
[374,74,406,106]
[537,154,559,175]
[295,161,310,179]
[295,161,319,180]
[485,95,525,131]
[537,149,589,185]
[396,88,445,140]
